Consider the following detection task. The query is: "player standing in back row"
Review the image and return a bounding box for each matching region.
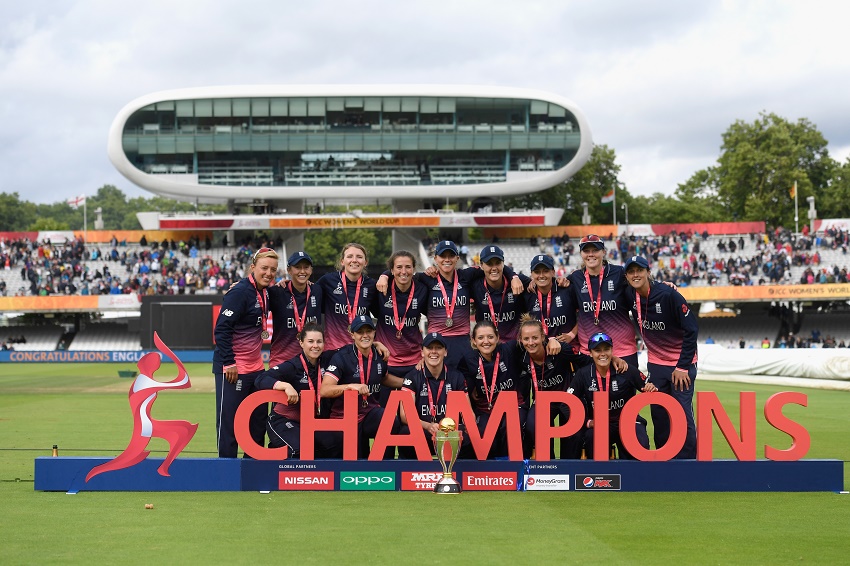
[624,255,698,459]
[567,235,638,367]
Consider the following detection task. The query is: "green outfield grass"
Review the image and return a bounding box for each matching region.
[1,364,848,564]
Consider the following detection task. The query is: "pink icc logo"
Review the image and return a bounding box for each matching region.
[85,333,198,482]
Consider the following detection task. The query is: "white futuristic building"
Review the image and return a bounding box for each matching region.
[109,85,591,203]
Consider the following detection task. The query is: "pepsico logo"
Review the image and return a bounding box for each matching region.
[576,474,621,490]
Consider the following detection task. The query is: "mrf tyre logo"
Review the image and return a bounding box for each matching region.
[574,474,621,490]
[340,471,396,491]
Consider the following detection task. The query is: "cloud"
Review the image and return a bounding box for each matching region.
[1,0,849,203]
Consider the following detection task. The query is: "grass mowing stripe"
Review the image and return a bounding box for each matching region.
[1,367,848,564]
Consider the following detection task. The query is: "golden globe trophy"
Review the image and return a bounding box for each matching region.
[434,417,462,494]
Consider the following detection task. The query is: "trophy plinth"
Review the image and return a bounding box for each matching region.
[434,417,462,494]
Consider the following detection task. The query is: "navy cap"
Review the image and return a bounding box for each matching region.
[435,240,459,256]
[422,332,448,348]
[349,315,376,332]
[588,332,613,351]
[579,234,606,251]
[530,254,555,271]
[480,245,505,263]
[287,251,313,267]
[624,255,649,270]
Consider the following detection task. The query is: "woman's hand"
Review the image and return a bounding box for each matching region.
[510,276,525,295]
[374,341,390,361]
[376,274,389,294]
[612,356,628,373]
[672,368,691,391]
[224,366,238,384]
[546,337,562,355]
[556,331,575,343]
[274,381,300,404]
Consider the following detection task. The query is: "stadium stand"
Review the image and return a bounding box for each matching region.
[67,322,141,351]
[1,325,63,351]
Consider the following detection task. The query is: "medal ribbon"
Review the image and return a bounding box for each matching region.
[485,278,507,330]
[596,366,610,392]
[478,352,501,410]
[437,273,458,326]
[249,274,269,337]
[583,268,605,324]
[299,354,322,414]
[356,347,373,405]
[391,281,416,337]
[536,288,552,335]
[635,290,647,349]
[340,273,363,326]
[528,357,544,401]
[423,367,447,422]
[288,281,311,332]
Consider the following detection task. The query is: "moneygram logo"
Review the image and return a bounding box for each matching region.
[575,474,621,491]
[401,471,457,491]
[340,472,396,491]
[525,475,570,491]
[463,472,517,491]
[279,471,334,490]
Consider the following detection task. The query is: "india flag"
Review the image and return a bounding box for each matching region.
[601,188,615,204]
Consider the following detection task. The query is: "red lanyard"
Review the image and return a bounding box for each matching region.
[485,278,507,330]
[391,281,416,338]
[478,352,501,410]
[288,281,311,332]
[423,368,447,422]
[583,268,605,325]
[249,274,269,337]
[299,354,322,415]
[437,273,459,325]
[340,273,363,326]
[635,290,648,348]
[528,356,545,398]
[356,346,373,404]
[596,367,610,392]
[536,288,552,335]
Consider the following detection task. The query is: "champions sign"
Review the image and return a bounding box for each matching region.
[63,338,828,493]
[233,389,811,463]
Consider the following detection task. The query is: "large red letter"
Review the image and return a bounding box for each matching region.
[764,391,810,461]
[592,390,610,461]
[696,391,756,461]
[369,390,432,460]
[534,391,585,460]
[235,390,288,460]
[445,391,523,460]
[619,392,687,461]
[299,390,358,460]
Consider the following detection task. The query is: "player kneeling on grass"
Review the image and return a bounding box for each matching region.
[255,323,339,458]
[320,315,400,459]
[568,332,657,459]
[397,332,471,459]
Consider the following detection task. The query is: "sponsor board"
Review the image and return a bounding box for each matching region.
[340,471,396,491]
[400,471,457,491]
[574,474,621,491]
[278,471,334,490]
[525,474,570,491]
[462,471,517,491]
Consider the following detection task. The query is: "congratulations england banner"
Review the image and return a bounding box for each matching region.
[0,350,217,363]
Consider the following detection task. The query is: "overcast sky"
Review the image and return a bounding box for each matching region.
[2,0,849,204]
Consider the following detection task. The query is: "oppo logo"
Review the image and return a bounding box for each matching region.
[340,472,396,490]
[343,475,393,485]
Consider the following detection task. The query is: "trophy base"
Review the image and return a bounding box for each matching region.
[434,479,462,494]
